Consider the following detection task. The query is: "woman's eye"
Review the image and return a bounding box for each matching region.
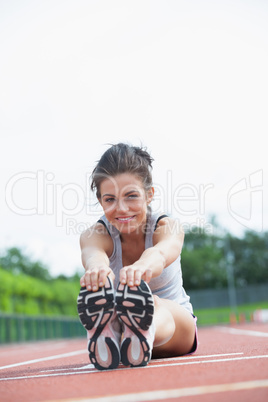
[105,198,115,203]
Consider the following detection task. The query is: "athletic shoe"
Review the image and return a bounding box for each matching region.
[115,280,155,367]
[77,277,121,370]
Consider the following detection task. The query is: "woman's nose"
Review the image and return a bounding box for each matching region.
[117,199,128,212]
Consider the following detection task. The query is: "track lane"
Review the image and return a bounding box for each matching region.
[0,323,267,402]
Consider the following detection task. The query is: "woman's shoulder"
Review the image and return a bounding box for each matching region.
[152,213,184,241]
[149,212,178,230]
[80,220,113,254]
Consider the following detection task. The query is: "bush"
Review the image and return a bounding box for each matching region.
[0,268,80,316]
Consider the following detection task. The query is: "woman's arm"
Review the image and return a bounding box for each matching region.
[80,223,114,291]
[120,217,184,286]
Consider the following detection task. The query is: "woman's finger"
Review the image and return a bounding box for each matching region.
[80,275,86,287]
[98,267,109,287]
[126,267,134,287]
[119,268,127,285]
[90,269,99,291]
[134,269,142,286]
[143,268,152,283]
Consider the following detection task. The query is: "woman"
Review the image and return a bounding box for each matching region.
[77,143,197,370]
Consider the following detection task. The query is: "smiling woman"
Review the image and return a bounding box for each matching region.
[77,143,197,371]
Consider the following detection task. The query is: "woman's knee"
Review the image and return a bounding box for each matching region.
[153,297,176,347]
[152,297,196,356]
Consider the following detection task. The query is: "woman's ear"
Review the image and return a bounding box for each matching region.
[147,187,154,204]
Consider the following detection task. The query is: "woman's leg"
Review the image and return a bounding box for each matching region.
[152,296,196,358]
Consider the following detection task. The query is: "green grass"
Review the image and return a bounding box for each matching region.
[194,301,268,326]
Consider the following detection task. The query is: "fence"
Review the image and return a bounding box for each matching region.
[1,283,267,344]
[0,314,86,344]
[188,282,268,309]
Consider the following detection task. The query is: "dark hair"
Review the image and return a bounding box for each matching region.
[91,143,154,199]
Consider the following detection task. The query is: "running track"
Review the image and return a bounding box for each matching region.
[0,322,267,401]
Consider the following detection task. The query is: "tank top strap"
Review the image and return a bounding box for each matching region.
[153,214,169,231]
[97,218,111,235]
[98,216,120,238]
[145,212,169,248]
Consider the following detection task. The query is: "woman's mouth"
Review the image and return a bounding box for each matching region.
[116,216,136,223]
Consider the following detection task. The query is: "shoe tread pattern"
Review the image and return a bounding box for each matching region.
[77,277,119,370]
[115,280,154,367]
[77,278,114,331]
[115,280,154,331]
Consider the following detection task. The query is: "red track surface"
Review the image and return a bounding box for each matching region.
[0,322,268,401]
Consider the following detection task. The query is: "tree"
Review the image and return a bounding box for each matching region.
[182,228,268,290]
[229,231,268,286]
[182,228,227,290]
[0,247,51,281]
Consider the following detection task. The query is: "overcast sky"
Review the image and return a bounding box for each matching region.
[1,0,267,276]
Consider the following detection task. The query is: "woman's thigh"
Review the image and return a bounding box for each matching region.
[152,297,197,358]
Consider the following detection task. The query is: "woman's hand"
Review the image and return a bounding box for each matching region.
[80,265,114,292]
[119,263,153,287]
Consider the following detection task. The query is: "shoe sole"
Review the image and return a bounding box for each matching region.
[115,280,154,367]
[77,277,120,370]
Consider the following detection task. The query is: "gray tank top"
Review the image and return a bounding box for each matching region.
[98,212,193,314]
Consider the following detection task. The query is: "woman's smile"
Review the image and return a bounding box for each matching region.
[116,215,136,223]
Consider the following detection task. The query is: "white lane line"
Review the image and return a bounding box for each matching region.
[40,364,95,373]
[147,354,268,369]
[215,326,268,337]
[1,355,267,381]
[46,380,268,402]
[0,352,243,373]
[0,350,86,371]
[38,353,243,373]
[0,370,96,381]
[153,352,243,362]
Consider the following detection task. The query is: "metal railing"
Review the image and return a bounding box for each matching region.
[0,314,86,344]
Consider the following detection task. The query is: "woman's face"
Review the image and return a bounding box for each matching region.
[99,173,154,234]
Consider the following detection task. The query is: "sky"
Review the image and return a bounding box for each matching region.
[1,0,267,277]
